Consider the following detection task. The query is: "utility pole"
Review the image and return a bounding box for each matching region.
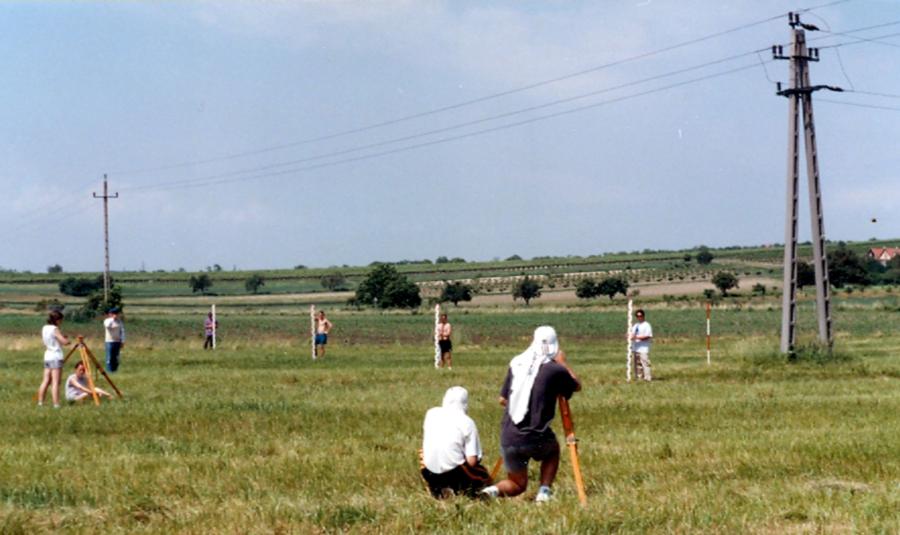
[773,13,840,355]
[93,174,119,303]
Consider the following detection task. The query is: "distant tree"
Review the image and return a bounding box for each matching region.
[440,282,473,306]
[696,246,714,265]
[575,279,598,299]
[597,276,630,300]
[683,254,692,263]
[512,277,542,305]
[435,256,450,264]
[506,254,523,261]
[58,276,103,297]
[797,261,816,288]
[449,257,466,263]
[881,256,900,285]
[212,264,223,272]
[702,289,716,300]
[827,244,871,288]
[294,264,307,270]
[752,283,767,296]
[356,264,421,308]
[47,264,63,274]
[189,274,212,294]
[320,272,347,291]
[245,274,265,294]
[712,271,739,296]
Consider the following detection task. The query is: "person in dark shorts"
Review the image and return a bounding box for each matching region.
[436,313,453,369]
[314,311,333,358]
[420,386,491,498]
[480,326,581,502]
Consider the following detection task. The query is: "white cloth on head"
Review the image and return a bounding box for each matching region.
[507,326,559,425]
[422,386,482,474]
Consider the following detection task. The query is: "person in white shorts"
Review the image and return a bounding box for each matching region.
[630,309,653,381]
[37,310,70,408]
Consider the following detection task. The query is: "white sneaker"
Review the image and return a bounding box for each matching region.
[535,487,552,503]
[479,485,499,498]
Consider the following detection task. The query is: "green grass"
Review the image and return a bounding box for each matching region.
[1,303,899,533]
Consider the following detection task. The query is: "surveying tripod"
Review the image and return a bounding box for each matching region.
[62,336,124,405]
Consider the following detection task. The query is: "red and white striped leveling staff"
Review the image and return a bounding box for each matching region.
[310,305,317,360]
[211,304,217,350]
[433,304,441,368]
[626,299,634,382]
[706,301,712,365]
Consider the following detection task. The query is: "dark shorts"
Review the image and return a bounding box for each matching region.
[44,359,63,370]
[315,333,327,345]
[421,463,491,499]
[438,339,452,353]
[501,439,560,473]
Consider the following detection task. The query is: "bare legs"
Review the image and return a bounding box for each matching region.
[37,368,60,406]
[493,450,560,497]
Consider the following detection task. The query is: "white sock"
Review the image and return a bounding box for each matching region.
[538,485,551,495]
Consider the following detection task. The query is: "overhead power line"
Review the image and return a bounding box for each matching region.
[122,47,770,193]
[113,1,851,177]
[818,98,900,112]
[131,62,769,194]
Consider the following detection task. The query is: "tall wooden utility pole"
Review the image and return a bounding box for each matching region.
[773,12,841,355]
[93,174,118,303]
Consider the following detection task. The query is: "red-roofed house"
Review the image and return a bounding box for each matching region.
[867,247,900,266]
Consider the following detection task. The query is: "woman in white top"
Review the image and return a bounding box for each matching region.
[37,310,70,408]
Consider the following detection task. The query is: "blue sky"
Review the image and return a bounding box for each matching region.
[2,0,898,272]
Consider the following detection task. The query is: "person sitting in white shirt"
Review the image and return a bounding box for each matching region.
[420,386,491,498]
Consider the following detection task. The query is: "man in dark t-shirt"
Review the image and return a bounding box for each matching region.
[480,326,581,502]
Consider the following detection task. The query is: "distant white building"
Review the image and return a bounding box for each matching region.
[866,247,900,266]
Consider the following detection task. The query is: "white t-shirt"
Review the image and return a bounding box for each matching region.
[104,317,125,343]
[42,325,63,361]
[422,406,482,474]
[632,321,653,353]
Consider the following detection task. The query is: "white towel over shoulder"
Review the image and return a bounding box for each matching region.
[507,326,559,425]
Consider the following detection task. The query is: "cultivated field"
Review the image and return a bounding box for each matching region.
[2,295,899,533]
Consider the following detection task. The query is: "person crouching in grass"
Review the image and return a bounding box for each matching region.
[480,326,581,503]
[420,386,491,498]
[65,361,112,403]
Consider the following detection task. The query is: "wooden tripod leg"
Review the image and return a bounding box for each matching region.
[62,342,81,364]
[83,344,124,399]
[558,396,588,506]
[489,457,504,482]
[80,347,101,406]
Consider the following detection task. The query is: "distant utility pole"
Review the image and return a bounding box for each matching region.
[773,13,841,355]
[93,174,119,303]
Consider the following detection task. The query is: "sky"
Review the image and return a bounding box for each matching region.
[1,0,898,273]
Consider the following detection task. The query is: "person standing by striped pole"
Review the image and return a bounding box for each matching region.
[629,309,653,382]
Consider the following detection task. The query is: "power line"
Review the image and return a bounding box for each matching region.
[122,48,769,193]
[847,89,900,100]
[110,4,850,177]
[818,98,900,112]
[132,62,768,193]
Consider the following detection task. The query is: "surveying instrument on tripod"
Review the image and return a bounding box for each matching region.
[62,336,124,405]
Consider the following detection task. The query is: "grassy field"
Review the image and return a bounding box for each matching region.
[1,299,899,533]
